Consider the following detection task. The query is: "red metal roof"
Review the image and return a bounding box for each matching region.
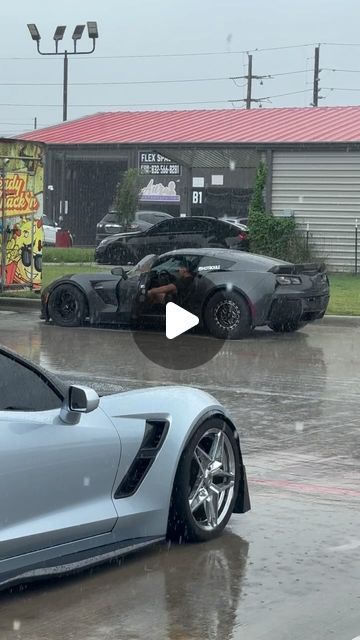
[18,106,360,145]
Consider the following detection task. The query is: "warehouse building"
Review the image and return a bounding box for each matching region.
[21,105,360,272]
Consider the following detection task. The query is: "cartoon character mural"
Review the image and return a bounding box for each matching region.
[0,141,44,290]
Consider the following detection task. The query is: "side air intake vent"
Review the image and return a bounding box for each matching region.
[114,419,169,499]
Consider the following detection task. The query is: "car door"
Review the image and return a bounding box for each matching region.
[0,352,121,560]
[142,218,180,255]
[176,218,212,249]
[140,254,201,319]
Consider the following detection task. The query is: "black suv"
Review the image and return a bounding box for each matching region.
[95,210,173,244]
[95,216,249,264]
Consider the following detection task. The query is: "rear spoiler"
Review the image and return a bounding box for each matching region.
[269,262,326,275]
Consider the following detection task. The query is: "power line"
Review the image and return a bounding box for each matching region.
[0,70,311,87]
[264,89,313,99]
[0,76,237,87]
[322,87,360,92]
[270,69,309,77]
[0,99,240,108]
[0,43,318,62]
[323,67,360,74]
[232,89,312,104]
[0,121,39,125]
[322,42,360,47]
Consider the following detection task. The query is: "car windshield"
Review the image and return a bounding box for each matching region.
[102,213,120,224]
[126,254,158,277]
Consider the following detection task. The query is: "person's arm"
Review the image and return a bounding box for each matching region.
[147,283,177,302]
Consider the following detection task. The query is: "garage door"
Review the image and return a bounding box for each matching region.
[272,152,360,272]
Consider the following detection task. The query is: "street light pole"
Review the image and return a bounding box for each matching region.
[27,22,99,122]
[63,50,68,122]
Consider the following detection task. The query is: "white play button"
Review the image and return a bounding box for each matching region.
[166,302,199,340]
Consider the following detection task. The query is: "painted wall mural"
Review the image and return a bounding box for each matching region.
[0,141,44,290]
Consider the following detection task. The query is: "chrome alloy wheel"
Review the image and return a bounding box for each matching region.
[188,428,236,531]
[214,300,241,330]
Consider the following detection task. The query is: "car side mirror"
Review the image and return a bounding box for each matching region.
[60,385,99,425]
[111,266,127,280]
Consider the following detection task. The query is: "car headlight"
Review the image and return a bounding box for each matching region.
[276,275,302,285]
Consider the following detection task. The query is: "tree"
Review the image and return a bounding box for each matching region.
[249,161,267,214]
[114,168,140,229]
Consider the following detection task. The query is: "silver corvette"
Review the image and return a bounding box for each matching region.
[0,347,250,590]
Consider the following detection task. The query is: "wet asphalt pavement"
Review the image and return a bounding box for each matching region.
[0,307,359,640]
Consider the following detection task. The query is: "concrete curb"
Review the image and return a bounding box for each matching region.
[0,297,41,309]
[319,314,360,327]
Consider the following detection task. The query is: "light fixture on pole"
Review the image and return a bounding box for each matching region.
[53,25,66,53]
[27,21,99,121]
[27,23,41,42]
[72,25,85,52]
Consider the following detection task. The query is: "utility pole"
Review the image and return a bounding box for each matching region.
[246,54,253,109]
[313,45,320,107]
[231,54,271,109]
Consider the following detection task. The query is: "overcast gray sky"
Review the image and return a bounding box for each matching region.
[1,0,360,135]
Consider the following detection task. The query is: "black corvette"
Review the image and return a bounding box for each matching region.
[41,249,330,339]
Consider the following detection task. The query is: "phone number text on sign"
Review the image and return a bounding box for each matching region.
[140,164,180,175]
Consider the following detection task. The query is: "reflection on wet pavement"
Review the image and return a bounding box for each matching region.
[0,308,359,639]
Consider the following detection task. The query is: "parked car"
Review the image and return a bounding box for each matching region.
[0,346,250,589]
[95,216,249,265]
[221,216,249,227]
[42,248,329,338]
[42,215,73,247]
[42,215,59,246]
[96,210,173,245]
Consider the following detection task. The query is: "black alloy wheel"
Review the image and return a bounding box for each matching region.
[204,290,251,339]
[48,284,87,327]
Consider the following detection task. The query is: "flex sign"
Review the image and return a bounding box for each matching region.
[138,151,181,176]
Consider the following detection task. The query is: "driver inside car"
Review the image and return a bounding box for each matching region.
[147,259,195,306]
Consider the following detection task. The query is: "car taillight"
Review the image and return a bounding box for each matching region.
[238,231,248,241]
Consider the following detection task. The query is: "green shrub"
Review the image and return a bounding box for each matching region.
[249,160,267,214]
[248,162,314,263]
[114,168,140,229]
[43,247,94,263]
[248,210,314,263]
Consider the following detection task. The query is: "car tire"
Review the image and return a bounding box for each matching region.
[168,418,240,542]
[48,284,87,327]
[204,290,252,339]
[269,320,307,333]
